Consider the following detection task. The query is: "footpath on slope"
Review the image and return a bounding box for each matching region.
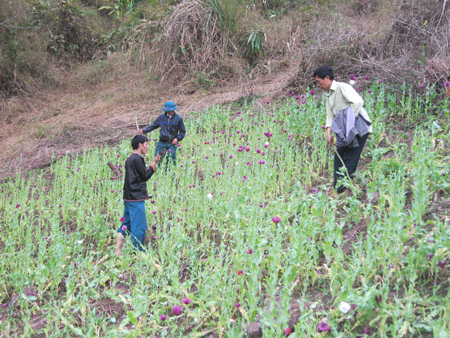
[0,67,299,179]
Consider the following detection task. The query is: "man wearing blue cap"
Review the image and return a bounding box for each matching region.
[139,101,186,166]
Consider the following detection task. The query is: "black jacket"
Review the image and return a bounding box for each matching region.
[142,112,186,143]
[123,153,155,201]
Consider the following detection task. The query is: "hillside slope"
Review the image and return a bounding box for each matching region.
[0,61,299,179]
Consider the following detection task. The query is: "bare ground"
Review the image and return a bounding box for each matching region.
[0,64,298,179]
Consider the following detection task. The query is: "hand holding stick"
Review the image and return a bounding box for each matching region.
[151,155,161,167]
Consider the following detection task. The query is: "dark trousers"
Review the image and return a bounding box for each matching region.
[334,133,368,193]
[155,141,177,166]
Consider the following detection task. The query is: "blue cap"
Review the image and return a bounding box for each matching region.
[162,101,177,111]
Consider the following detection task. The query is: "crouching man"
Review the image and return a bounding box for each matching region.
[115,135,161,255]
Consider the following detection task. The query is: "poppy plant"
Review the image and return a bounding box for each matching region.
[317,321,330,332]
[173,305,182,315]
[283,328,291,336]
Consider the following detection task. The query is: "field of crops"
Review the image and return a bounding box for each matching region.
[1,82,449,337]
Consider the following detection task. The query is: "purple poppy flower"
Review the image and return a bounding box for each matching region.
[182,297,192,305]
[16,204,20,208]
[367,89,372,93]
[445,81,450,87]
[122,225,127,231]
[290,91,295,96]
[364,327,370,334]
[152,210,157,215]
[173,305,182,315]
[438,260,446,268]
[350,74,357,81]
[58,204,62,208]
[272,217,280,224]
[160,314,166,321]
[301,100,306,104]
[310,90,315,95]
[317,321,330,332]
[311,188,318,194]
[234,302,240,308]
[246,249,253,254]
[266,100,270,104]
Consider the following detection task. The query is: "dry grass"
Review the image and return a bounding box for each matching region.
[295,0,450,89]
[151,0,235,81]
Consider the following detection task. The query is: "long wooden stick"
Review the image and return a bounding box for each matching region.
[333,146,353,184]
[135,115,139,131]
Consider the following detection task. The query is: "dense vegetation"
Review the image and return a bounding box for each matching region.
[1,82,449,336]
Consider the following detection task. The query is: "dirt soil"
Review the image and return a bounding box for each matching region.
[0,65,298,179]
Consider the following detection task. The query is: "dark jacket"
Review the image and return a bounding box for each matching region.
[142,112,186,143]
[331,106,371,148]
[123,153,156,201]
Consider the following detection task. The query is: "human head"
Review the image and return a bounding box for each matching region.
[313,65,334,80]
[131,134,148,150]
[313,65,334,91]
[162,101,178,112]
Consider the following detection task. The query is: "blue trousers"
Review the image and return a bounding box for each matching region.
[117,201,147,251]
[155,141,177,166]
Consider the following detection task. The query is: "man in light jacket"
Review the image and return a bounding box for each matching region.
[313,65,372,194]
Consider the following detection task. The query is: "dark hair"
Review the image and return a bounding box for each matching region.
[313,65,334,80]
[131,135,148,150]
